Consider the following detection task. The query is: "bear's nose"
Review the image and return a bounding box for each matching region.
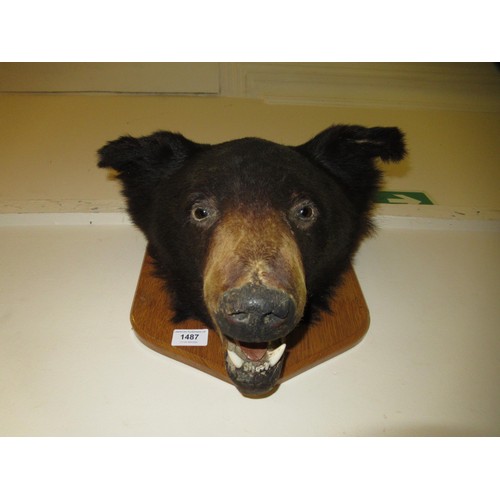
[216,283,297,343]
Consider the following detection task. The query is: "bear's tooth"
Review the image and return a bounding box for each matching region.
[227,350,244,369]
[268,344,286,367]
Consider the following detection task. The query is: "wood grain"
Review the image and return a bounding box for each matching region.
[130,251,370,386]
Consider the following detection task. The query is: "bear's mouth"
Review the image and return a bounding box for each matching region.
[223,337,287,397]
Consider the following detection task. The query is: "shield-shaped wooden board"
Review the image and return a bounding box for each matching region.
[130,250,370,388]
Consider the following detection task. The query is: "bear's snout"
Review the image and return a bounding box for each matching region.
[216,283,297,343]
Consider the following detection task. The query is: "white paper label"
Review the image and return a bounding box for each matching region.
[171,329,209,346]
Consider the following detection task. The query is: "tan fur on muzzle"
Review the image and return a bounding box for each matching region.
[203,208,306,334]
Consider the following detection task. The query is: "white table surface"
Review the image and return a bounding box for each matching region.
[1,220,499,436]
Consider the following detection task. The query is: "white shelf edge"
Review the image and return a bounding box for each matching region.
[1,205,499,231]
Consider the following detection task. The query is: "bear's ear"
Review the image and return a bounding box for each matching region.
[97,131,202,178]
[295,124,406,208]
[97,131,204,235]
[296,124,406,165]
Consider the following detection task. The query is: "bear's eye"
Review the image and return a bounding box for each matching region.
[192,207,210,220]
[297,205,314,219]
[290,200,318,229]
[190,201,218,226]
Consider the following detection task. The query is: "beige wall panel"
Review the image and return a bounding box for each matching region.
[0,63,220,94]
[1,94,499,212]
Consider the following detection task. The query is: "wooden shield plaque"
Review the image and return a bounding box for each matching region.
[130,251,370,388]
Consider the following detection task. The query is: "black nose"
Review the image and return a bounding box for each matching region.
[216,283,297,343]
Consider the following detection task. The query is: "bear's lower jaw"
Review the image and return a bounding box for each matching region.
[224,338,287,396]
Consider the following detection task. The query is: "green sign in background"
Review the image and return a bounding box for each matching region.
[376,191,434,205]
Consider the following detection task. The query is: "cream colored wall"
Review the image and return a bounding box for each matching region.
[0,62,220,93]
[1,70,499,214]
